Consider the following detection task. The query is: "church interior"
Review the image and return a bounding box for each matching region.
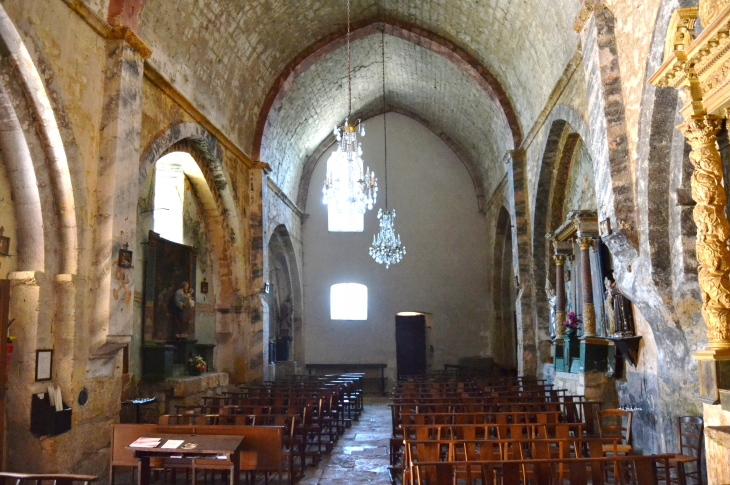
[2,0,730,483]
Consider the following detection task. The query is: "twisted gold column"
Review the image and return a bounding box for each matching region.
[578,237,596,337]
[555,255,567,337]
[680,115,730,349]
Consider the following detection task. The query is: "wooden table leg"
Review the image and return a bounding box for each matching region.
[138,456,150,485]
[230,452,241,485]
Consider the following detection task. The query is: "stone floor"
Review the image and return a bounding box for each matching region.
[297,396,392,485]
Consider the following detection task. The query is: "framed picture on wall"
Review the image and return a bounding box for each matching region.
[0,226,9,256]
[118,248,133,268]
[35,349,53,382]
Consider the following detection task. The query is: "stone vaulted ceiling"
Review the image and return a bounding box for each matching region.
[139,0,581,202]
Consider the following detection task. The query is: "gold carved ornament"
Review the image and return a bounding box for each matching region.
[583,303,597,337]
[700,0,730,28]
[679,115,730,348]
[554,254,567,337]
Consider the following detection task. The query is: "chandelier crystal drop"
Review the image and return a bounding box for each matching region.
[369,208,406,269]
[322,118,378,214]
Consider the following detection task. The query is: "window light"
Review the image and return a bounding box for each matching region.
[330,283,368,320]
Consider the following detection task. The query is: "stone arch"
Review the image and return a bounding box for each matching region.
[297,107,487,212]
[139,123,246,373]
[0,5,80,275]
[493,205,517,370]
[531,113,589,364]
[266,225,304,373]
[252,18,522,162]
[140,123,244,302]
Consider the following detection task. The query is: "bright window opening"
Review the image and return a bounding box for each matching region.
[330,283,368,320]
[328,202,364,232]
[153,152,204,244]
[326,152,364,232]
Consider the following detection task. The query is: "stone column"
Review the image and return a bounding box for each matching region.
[89,30,151,360]
[554,254,567,337]
[679,115,730,350]
[578,237,596,337]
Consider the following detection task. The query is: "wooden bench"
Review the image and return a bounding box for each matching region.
[193,425,288,485]
[0,473,97,485]
[409,454,682,485]
[306,363,387,395]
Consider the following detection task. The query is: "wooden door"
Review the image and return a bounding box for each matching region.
[395,314,427,379]
[0,279,8,470]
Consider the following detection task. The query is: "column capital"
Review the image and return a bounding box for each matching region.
[554,254,567,265]
[578,237,593,251]
[679,115,722,149]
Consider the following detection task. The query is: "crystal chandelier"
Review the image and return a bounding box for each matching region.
[322,0,377,214]
[370,30,405,268]
[370,208,405,268]
[322,119,377,214]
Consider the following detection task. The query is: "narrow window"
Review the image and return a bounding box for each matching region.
[153,152,188,244]
[330,283,368,320]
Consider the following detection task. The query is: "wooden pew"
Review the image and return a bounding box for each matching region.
[0,473,97,485]
[409,454,682,485]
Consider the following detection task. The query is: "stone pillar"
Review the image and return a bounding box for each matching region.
[89,30,150,359]
[578,237,597,337]
[679,115,730,350]
[555,255,567,337]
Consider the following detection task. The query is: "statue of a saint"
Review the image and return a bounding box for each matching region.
[604,278,616,336]
[173,281,195,338]
[545,279,556,339]
[605,278,635,337]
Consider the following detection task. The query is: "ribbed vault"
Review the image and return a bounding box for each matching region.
[262,33,511,203]
[139,0,581,201]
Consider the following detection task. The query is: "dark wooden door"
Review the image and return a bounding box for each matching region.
[0,280,8,470]
[395,314,426,379]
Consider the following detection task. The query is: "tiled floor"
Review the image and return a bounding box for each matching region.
[298,396,392,485]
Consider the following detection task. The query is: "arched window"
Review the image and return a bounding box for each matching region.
[153,152,204,244]
[330,283,368,320]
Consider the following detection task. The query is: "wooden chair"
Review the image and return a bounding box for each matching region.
[0,473,97,485]
[109,424,156,485]
[670,416,703,484]
[598,409,632,455]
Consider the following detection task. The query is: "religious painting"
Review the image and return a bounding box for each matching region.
[118,248,133,268]
[144,231,197,342]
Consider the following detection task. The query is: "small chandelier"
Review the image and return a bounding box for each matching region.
[370,208,405,268]
[370,30,405,268]
[322,0,377,214]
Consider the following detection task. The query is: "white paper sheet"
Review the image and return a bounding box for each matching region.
[54,387,63,412]
[129,437,161,448]
[161,440,184,449]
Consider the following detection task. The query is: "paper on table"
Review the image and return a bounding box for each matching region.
[130,437,161,448]
[161,440,184,449]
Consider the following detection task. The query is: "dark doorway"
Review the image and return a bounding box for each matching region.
[395,313,427,379]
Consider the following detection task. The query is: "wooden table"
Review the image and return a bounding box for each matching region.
[127,433,244,485]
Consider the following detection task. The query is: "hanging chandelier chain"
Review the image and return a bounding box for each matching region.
[382,29,388,210]
[347,0,352,117]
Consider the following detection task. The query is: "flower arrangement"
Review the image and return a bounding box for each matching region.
[187,355,206,374]
[562,311,580,332]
